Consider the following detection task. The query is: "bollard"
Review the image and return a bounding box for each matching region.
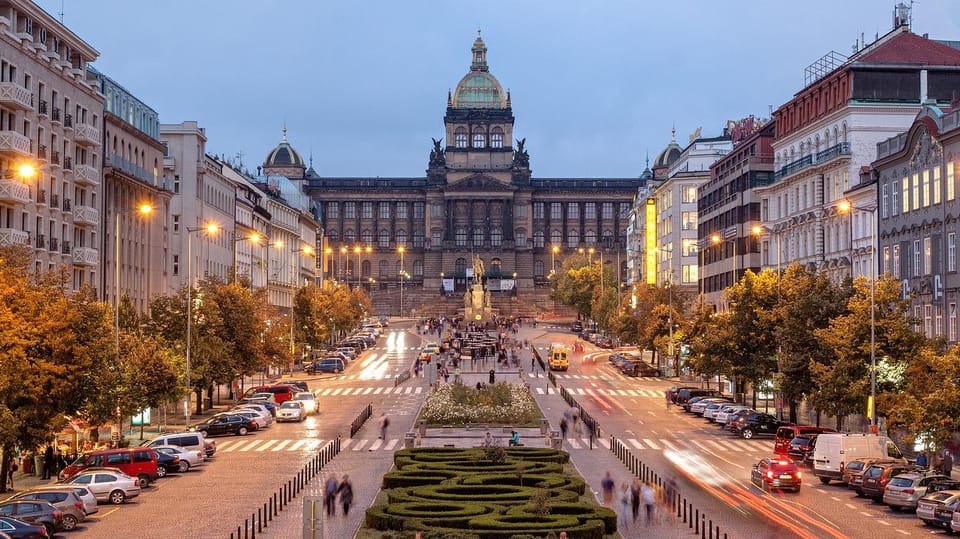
[273,492,278,516]
[709,520,713,539]
[251,512,256,539]
[683,498,688,524]
[258,507,262,533]
[264,502,268,526]
[269,497,274,521]
[701,515,706,539]
[244,518,249,539]
[694,508,699,532]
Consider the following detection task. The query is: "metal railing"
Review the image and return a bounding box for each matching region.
[558,385,600,449]
[228,437,341,539]
[350,403,373,437]
[394,370,412,387]
[609,436,728,539]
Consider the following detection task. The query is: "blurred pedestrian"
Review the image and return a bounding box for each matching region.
[337,474,354,516]
[324,474,339,516]
[42,444,53,480]
[942,449,954,477]
[630,478,641,523]
[641,481,656,525]
[559,417,568,443]
[916,452,928,468]
[619,481,631,529]
[601,471,615,506]
[378,413,390,440]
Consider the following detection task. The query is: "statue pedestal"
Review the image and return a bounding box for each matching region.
[463,283,493,322]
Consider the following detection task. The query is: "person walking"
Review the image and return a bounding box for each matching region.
[619,481,631,530]
[7,456,17,490]
[337,474,354,516]
[601,471,615,506]
[42,444,53,480]
[324,474,339,516]
[641,481,656,525]
[559,417,568,445]
[942,449,954,478]
[630,478,642,524]
[378,413,390,440]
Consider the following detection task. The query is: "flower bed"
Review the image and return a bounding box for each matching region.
[419,382,540,426]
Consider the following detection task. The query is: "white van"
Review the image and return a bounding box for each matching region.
[812,433,903,484]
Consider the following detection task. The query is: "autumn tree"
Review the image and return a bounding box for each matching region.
[721,270,779,406]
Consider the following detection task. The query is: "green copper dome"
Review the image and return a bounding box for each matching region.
[452,31,507,109]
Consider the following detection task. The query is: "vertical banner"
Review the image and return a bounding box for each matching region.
[645,198,657,284]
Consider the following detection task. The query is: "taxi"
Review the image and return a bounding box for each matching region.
[420,342,441,363]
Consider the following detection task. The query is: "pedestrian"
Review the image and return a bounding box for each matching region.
[641,481,656,525]
[571,408,581,434]
[324,474,339,516]
[484,431,493,445]
[559,417,568,443]
[7,456,17,490]
[531,356,535,371]
[630,478,641,524]
[942,449,954,477]
[509,430,521,447]
[43,444,53,480]
[454,365,462,384]
[378,413,390,440]
[337,474,354,516]
[601,471,615,506]
[916,452,928,468]
[663,476,678,511]
[619,481,631,529]
[489,369,496,384]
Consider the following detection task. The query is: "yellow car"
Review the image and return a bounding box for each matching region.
[420,343,440,363]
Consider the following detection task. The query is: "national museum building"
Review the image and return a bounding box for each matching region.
[266,34,646,316]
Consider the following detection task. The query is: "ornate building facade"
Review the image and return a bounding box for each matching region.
[288,34,645,316]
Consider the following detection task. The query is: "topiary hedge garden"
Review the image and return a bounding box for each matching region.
[364,447,617,538]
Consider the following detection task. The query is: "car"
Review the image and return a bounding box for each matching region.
[143,432,213,461]
[293,392,318,415]
[231,405,274,427]
[594,336,614,348]
[750,457,802,492]
[916,490,960,528]
[238,397,277,417]
[690,397,733,416]
[27,485,97,516]
[714,405,752,425]
[419,343,441,363]
[66,470,141,505]
[570,321,583,332]
[239,384,295,404]
[335,347,357,360]
[927,478,960,494]
[196,414,259,436]
[277,401,305,422]
[59,447,160,488]
[702,401,736,421]
[217,409,270,429]
[0,500,62,537]
[733,412,791,439]
[0,516,49,539]
[287,381,309,393]
[844,458,903,490]
[786,435,821,468]
[378,315,389,326]
[152,448,178,477]
[773,426,837,456]
[620,360,659,378]
[309,358,344,374]
[860,462,922,500]
[5,489,84,531]
[884,472,951,511]
[152,445,204,472]
[675,388,722,405]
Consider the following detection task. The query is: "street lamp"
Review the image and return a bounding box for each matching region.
[752,224,784,419]
[397,246,406,317]
[339,246,347,281]
[232,232,263,283]
[185,222,220,425]
[353,245,372,287]
[290,244,315,366]
[710,233,738,289]
[551,245,559,275]
[839,199,879,434]
[323,247,333,286]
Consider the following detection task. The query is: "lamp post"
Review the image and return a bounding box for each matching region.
[339,246,347,282]
[397,246,405,317]
[232,232,262,283]
[323,247,333,286]
[839,200,878,434]
[551,245,559,275]
[185,222,220,425]
[752,224,783,419]
[710,233,738,290]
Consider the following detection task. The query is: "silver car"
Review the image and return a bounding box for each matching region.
[30,484,98,515]
[152,445,205,472]
[884,473,950,510]
[66,470,141,505]
[5,488,86,530]
[277,401,305,422]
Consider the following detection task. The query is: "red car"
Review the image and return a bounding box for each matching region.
[751,457,802,492]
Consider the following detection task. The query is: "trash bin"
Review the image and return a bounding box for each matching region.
[417,420,427,437]
[489,369,496,384]
[539,418,550,435]
[21,456,32,475]
[404,431,417,449]
[203,397,213,409]
[33,455,43,477]
[549,430,562,450]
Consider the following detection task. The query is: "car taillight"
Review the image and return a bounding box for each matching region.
[37,527,49,537]
[75,502,83,510]
[52,510,63,518]
[767,471,774,479]
[802,445,812,451]
[172,456,180,463]
[903,488,915,494]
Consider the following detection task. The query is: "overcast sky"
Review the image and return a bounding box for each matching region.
[36,0,960,178]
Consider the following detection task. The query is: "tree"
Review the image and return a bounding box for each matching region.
[885,346,960,453]
[552,254,596,320]
[722,270,779,405]
[294,284,332,349]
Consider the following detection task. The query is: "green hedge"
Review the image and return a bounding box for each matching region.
[381,468,460,488]
[404,518,606,539]
[506,502,617,534]
[459,473,585,495]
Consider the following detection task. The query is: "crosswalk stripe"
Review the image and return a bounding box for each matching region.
[319,388,332,396]
[302,439,322,451]
[363,387,374,395]
[404,387,413,395]
[661,439,679,452]
[331,388,343,396]
[256,440,278,451]
[414,387,423,394]
[535,388,545,394]
[373,387,385,394]
[368,439,384,451]
[271,440,292,451]
[642,438,660,450]
[287,440,309,451]
[598,438,610,449]
[626,390,639,396]
[340,439,352,450]
[704,440,727,452]
[567,438,581,449]
[574,388,585,395]
[384,438,399,450]
[237,440,264,452]
[352,439,369,451]
[628,439,644,449]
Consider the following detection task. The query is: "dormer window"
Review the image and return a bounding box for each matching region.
[455,127,467,148]
[473,131,485,148]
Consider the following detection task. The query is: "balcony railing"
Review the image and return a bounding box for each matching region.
[37,144,46,161]
[72,205,99,227]
[38,100,47,116]
[72,246,98,267]
[51,107,61,122]
[48,237,58,252]
[73,163,99,186]
[0,130,32,158]
[0,178,30,204]
[107,154,152,184]
[35,233,45,248]
[815,142,851,164]
[50,193,59,208]
[773,143,852,182]
[37,188,46,204]
[61,240,71,254]
[63,156,72,170]
[0,81,33,110]
[0,228,29,247]
[74,123,100,147]
[62,198,71,211]
[51,150,60,167]
[63,114,73,128]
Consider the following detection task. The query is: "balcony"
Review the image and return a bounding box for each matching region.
[51,107,61,123]
[0,228,29,247]
[0,81,33,110]
[48,237,58,252]
[50,150,60,167]
[72,205,100,227]
[63,114,73,129]
[0,130,32,158]
[37,144,47,162]
[37,188,46,205]
[50,193,59,209]
[74,123,100,147]
[63,156,72,170]
[62,198,71,211]
[73,163,99,186]
[61,240,71,254]
[106,154,152,184]
[38,99,47,117]
[0,178,30,204]
[72,246,98,267]
[35,233,45,248]
[815,142,851,165]
[772,143,852,182]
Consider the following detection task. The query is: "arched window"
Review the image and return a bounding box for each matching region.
[456,228,467,247]
[413,259,423,277]
[361,260,371,277]
[585,230,596,244]
[327,230,339,243]
[455,127,467,148]
[378,229,390,248]
[473,228,484,246]
[379,259,389,276]
[550,229,562,245]
[473,130,485,148]
[455,257,467,275]
[347,260,355,276]
[534,230,544,248]
[602,230,614,248]
[567,229,579,249]
[344,229,356,243]
[490,227,502,247]
[491,127,503,148]
[534,260,544,277]
[490,258,502,276]
[395,229,407,246]
[515,229,527,248]
[361,230,373,244]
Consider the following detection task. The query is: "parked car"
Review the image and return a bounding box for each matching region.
[916,490,960,528]
[620,360,659,377]
[287,381,309,393]
[143,431,213,460]
[690,398,733,416]
[293,391,318,415]
[926,478,960,494]
[0,516,49,539]
[27,485,97,516]
[194,414,258,436]
[786,435,820,468]
[883,472,950,510]
[734,412,791,439]
[773,426,837,456]
[570,321,583,332]
[715,405,752,426]
[309,358,345,374]
[231,405,273,427]
[277,401,305,422]
[0,501,62,536]
[66,470,140,505]
[239,384,295,404]
[5,489,84,531]
[594,336,614,348]
[152,448,178,478]
[845,458,904,490]
[860,462,922,500]
[814,433,904,484]
[238,397,277,417]
[335,347,358,360]
[675,388,722,405]
[59,447,160,487]
[750,457,802,492]
[217,409,270,429]
[152,445,204,472]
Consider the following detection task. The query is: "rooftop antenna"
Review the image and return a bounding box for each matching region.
[58,0,64,23]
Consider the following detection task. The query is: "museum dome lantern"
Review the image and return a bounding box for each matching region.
[452,31,507,109]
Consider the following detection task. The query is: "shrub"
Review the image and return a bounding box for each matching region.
[420,383,540,425]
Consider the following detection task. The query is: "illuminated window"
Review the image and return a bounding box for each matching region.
[455,128,467,148]
[491,127,503,148]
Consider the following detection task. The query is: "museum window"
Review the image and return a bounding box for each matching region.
[362,230,373,244]
[533,203,544,219]
[455,127,467,148]
[550,202,562,219]
[949,162,956,202]
[924,236,932,275]
[362,260,371,278]
[379,260,389,276]
[362,202,373,219]
[567,203,579,219]
[934,167,942,206]
[882,246,890,274]
[534,230,544,248]
[491,228,502,247]
[602,230,614,248]
[912,173,920,211]
[345,229,356,243]
[455,257,467,275]
[515,229,526,247]
[473,228,484,246]
[379,202,391,219]
[922,170,930,207]
[431,230,441,247]
[413,230,424,248]
[602,203,613,220]
[396,229,407,246]
[413,202,424,219]
[682,264,698,283]
[891,181,900,216]
[327,230,339,243]
[396,202,408,219]
[327,202,339,219]
[568,229,579,249]
[491,127,503,148]
[534,259,544,277]
[515,205,526,218]
[585,230,596,244]
[901,177,909,214]
[456,228,467,247]
[881,184,888,219]
[344,202,356,219]
[490,258,502,275]
[949,232,956,272]
[379,229,390,248]
[913,239,921,276]
[413,259,423,277]
[585,203,596,219]
[431,203,443,218]
[172,255,179,276]
[550,229,561,245]
[473,131,485,148]
[893,244,900,278]
[620,203,631,217]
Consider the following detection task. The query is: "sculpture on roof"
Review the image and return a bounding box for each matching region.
[429,137,446,167]
[513,138,529,168]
